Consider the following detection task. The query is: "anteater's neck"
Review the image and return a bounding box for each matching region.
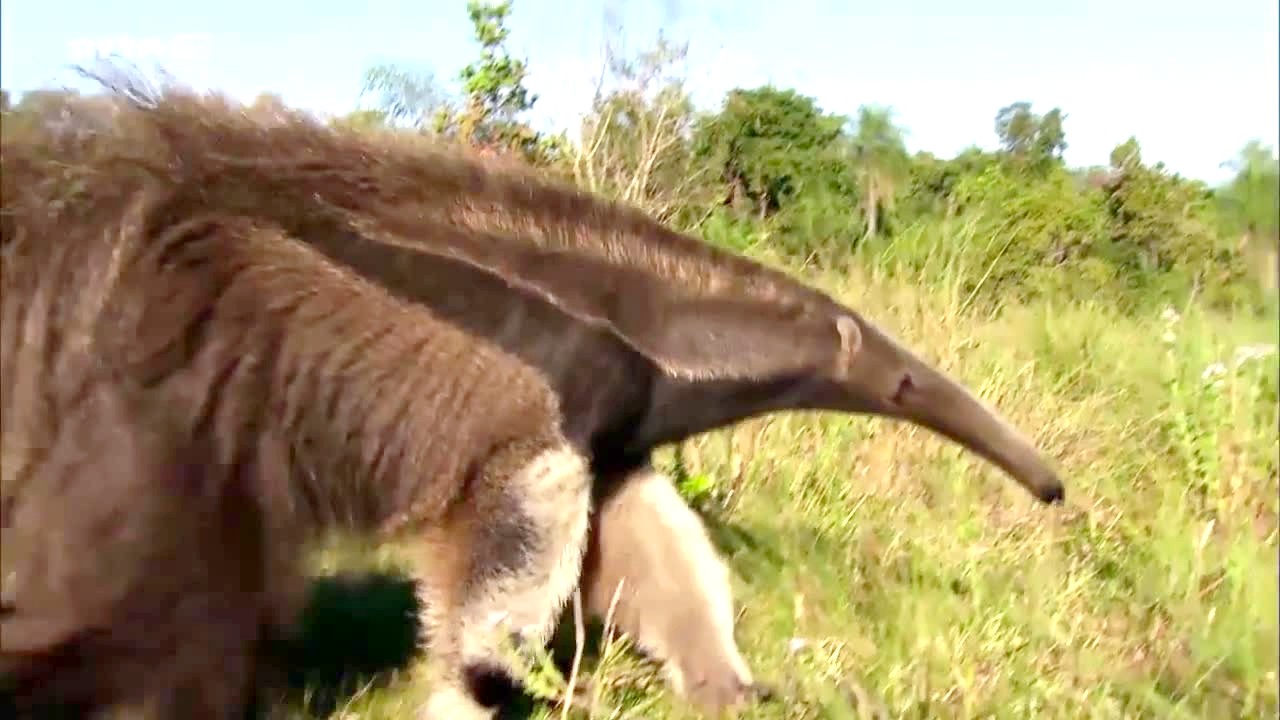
[626,370,827,454]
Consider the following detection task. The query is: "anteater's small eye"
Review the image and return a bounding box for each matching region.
[891,373,914,405]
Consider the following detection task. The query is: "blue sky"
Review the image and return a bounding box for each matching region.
[3,0,1276,185]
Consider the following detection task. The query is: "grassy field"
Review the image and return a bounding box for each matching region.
[261,258,1279,720]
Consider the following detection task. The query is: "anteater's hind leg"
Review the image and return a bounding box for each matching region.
[416,439,592,720]
[581,464,768,716]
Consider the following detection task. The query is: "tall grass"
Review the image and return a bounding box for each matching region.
[265,217,1278,720]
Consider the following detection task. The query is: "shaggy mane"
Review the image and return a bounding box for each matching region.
[3,65,839,316]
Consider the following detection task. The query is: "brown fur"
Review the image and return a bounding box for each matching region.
[277,140,1069,713]
[18,72,1065,718]
[0,80,832,716]
[209,217,780,713]
[0,96,591,719]
[259,219,775,714]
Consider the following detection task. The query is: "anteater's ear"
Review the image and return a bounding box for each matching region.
[635,297,832,380]
[833,315,863,379]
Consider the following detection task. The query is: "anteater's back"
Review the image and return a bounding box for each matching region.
[0,88,578,719]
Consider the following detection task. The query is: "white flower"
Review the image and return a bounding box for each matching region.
[1201,362,1227,384]
[1160,306,1182,325]
[1232,343,1277,369]
[1161,329,1177,345]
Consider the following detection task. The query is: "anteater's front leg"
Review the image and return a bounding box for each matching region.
[581,463,768,716]
[416,439,593,720]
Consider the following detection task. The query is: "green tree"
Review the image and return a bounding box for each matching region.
[1099,138,1248,305]
[692,86,845,219]
[846,105,910,240]
[1109,135,1142,171]
[994,101,1068,173]
[354,1,556,163]
[1216,140,1280,247]
[571,31,712,223]
[952,163,1111,303]
[1033,108,1067,164]
[358,64,449,131]
[903,145,1001,220]
[450,0,544,158]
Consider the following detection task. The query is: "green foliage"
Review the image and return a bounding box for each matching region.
[1099,140,1253,307]
[1110,135,1142,170]
[457,0,534,116]
[900,146,1001,220]
[951,163,1112,302]
[676,472,716,506]
[691,85,846,219]
[357,64,447,131]
[695,206,770,255]
[994,101,1068,174]
[853,163,1114,311]
[452,0,540,153]
[1155,306,1280,519]
[1215,140,1280,248]
[846,105,911,240]
[767,187,866,263]
[851,136,1266,314]
[569,33,714,223]
[353,1,554,165]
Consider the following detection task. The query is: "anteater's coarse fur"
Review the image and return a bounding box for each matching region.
[73,85,1069,715]
[0,85,594,720]
[6,73,1066,718]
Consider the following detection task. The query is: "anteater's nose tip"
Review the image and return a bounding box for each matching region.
[1036,478,1065,505]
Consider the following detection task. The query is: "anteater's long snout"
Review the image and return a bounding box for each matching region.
[841,320,1067,505]
[897,362,1065,504]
